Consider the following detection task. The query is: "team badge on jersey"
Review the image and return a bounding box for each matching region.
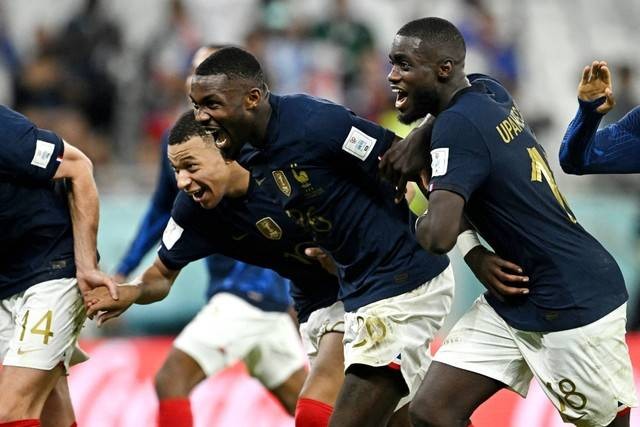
[31,140,56,169]
[430,148,449,177]
[272,170,292,197]
[162,217,184,250]
[342,126,376,161]
[256,217,283,240]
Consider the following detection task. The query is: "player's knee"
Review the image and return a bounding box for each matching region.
[409,399,451,427]
[154,360,189,398]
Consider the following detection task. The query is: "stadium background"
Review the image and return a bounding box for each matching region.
[1,0,639,425]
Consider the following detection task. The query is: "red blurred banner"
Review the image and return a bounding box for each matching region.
[61,334,637,426]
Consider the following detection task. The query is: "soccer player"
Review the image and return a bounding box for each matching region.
[560,60,640,175]
[185,46,530,427]
[113,46,306,426]
[88,111,346,426]
[0,105,116,427]
[383,17,637,426]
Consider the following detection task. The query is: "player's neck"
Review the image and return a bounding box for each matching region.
[226,164,250,197]
[438,76,471,114]
[252,95,272,147]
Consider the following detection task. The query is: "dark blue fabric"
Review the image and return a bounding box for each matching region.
[0,106,75,297]
[560,101,640,174]
[428,74,627,332]
[116,133,291,312]
[239,94,449,312]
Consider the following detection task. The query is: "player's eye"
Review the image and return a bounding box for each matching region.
[400,61,411,71]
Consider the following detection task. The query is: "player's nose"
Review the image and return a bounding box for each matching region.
[176,170,192,190]
[194,108,210,123]
[388,65,400,83]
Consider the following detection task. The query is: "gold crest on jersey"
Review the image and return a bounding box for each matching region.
[272,170,292,197]
[255,217,283,240]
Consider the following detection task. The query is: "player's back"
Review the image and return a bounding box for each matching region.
[431,75,626,332]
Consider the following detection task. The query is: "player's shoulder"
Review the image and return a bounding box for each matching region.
[275,93,353,139]
[0,105,37,146]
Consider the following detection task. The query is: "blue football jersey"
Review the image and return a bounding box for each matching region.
[158,191,339,322]
[428,74,627,332]
[0,105,75,297]
[116,133,291,312]
[240,94,449,312]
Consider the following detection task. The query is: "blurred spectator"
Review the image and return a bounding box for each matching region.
[604,64,638,124]
[308,0,374,106]
[54,0,122,132]
[141,0,200,149]
[0,4,20,106]
[458,0,520,95]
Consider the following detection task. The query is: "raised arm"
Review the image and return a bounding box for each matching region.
[54,141,118,299]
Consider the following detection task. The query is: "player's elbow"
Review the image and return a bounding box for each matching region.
[416,224,455,255]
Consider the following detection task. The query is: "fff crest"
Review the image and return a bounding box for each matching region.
[255,217,283,240]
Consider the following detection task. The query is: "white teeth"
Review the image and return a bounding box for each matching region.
[392,88,400,93]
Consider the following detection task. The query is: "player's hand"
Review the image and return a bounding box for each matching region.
[305,247,337,276]
[464,246,529,301]
[578,60,615,114]
[77,268,119,301]
[112,273,127,284]
[379,120,434,203]
[85,284,140,326]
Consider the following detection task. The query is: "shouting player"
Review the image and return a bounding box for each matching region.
[382,17,637,427]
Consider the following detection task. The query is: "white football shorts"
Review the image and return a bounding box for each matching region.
[299,300,345,365]
[174,292,305,389]
[435,295,638,426]
[0,277,87,372]
[343,265,455,410]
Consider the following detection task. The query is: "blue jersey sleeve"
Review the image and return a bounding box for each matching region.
[560,100,640,174]
[157,198,221,271]
[115,135,178,276]
[0,120,64,184]
[307,103,396,179]
[427,111,491,201]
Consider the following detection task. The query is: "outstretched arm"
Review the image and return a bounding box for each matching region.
[86,257,180,325]
[54,141,118,299]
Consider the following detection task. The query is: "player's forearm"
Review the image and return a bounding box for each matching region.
[67,156,101,275]
[559,99,604,175]
[130,259,179,304]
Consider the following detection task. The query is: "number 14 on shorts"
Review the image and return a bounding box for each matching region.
[19,309,54,345]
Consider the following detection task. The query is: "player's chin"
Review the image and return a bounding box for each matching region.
[200,193,223,209]
[397,108,423,125]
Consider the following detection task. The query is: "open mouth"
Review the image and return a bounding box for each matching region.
[190,187,206,202]
[208,128,229,149]
[392,87,409,110]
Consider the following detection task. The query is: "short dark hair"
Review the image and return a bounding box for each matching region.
[397,17,466,56]
[194,46,266,89]
[168,111,210,146]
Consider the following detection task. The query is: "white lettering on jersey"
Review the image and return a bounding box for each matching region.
[430,148,449,177]
[162,217,184,250]
[31,140,55,169]
[342,126,376,161]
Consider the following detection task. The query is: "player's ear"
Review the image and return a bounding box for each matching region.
[437,59,454,82]
[244,87,263,110]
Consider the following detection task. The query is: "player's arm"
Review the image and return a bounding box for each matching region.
[115,137,177,280]
[54,141,118,299]
[379,115,436,201]
[86,257,180,325]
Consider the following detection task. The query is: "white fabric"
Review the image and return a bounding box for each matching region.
[435,295,638,426]
[0,277,87,372]
[299,300,345,365]
[174,292,305,389]
[343,265,454,410]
